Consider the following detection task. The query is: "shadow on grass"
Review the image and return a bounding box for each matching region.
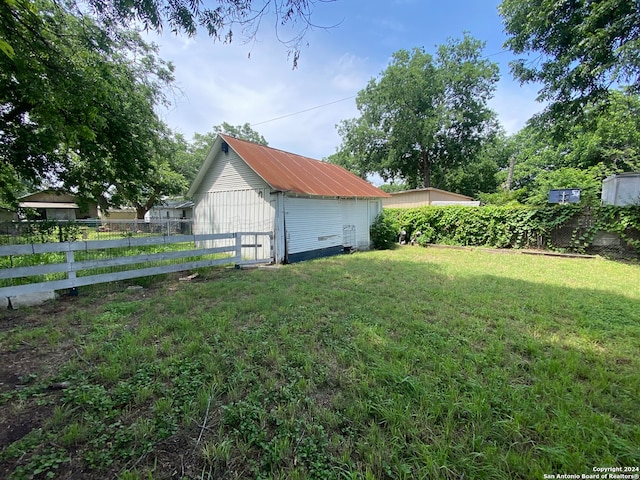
[284,253,640,476]
[0,250,638,479]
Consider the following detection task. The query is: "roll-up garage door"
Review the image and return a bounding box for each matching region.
[285,197,343,258]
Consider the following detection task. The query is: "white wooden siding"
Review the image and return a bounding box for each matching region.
[194,189,273,233]
[285,197,342,255]
[368,199,382,224]
[198,149,267,194]
[340,198,378,250]
[192,148,274,260]
[193,189,273,259]
[272,193,286,263]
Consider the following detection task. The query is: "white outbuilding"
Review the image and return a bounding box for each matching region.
[187,134,390,263]
[601,173,640,206]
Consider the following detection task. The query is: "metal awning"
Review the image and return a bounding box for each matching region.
[19,202,79,209]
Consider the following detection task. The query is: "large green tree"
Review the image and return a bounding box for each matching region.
[500,0,640,116]
[90,129,190,219]
[330,35,500,190]
[560,90,640,172]
[1,0,331,68]
[497,90,640,205]
[1,0,308,209]
[0,0,175,208]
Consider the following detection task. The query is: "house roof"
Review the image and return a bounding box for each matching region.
[152,199,194,209]
[189,134,390,198]
[18,189,74,200]
[388,187,472,200]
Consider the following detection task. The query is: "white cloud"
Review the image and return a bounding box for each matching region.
[146,1,543,162]
[149,29,370,160]
[329,53,370,91]
[489,80,545,134]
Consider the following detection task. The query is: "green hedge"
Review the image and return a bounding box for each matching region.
[372,205,640,255]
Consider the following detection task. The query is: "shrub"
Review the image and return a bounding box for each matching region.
[370,211,398,249]
[416,231,432,247]
[381,204,640,255]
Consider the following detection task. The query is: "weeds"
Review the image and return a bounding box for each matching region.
[1,248,639,479]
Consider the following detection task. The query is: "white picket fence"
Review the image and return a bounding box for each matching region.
[0,231,273,298]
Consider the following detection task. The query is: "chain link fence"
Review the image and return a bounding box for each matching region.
[0,219,200,293]
[548,211,639,260]
[0,219,194,245]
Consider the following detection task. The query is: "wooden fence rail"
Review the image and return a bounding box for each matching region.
[0,231,273,298]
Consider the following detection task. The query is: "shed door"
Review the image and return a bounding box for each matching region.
[285,197,342,255]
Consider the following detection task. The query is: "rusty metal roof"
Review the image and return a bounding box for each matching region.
[221,134,390,198]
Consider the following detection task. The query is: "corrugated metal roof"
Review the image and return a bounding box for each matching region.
[221,135,390,198]
[156,200,194,209]
[389,187,472,200]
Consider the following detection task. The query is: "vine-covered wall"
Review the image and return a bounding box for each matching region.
[372,205,640,257]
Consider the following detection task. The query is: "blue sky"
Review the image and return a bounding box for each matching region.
[147,0,544,161]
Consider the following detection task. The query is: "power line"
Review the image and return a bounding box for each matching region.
[250,95,356,127]
[483,49,510,58]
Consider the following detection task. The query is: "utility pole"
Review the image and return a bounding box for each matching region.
[504,156,515,191]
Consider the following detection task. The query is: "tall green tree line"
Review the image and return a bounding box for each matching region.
[0,0,313,212]
[329,34,500,193]
[1,0,175,209]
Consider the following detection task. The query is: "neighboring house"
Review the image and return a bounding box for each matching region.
[102,207,137,220]
[382,188,479,208]
[602,173,640,206]
[18,190,99,220]
[144,199,194,221]
[188,134,390,263]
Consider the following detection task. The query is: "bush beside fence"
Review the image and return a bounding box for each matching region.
[373,205,640,258]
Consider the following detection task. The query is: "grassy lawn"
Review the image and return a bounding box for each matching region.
[0,247,638,479]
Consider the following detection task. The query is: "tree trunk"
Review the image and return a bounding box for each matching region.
[135,206,147,220]
[422,150,431,188]
[135,191,160,219]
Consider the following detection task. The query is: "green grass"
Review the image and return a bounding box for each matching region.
[1,247,639,479]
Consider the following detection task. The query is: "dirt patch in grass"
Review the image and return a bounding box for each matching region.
[0,299,86,391]
[0,341,73,392]
[124,430,202,479]
[0,403,50,447]
[0,302,83,471]
[1,253,639,479]
[0,293,119,467]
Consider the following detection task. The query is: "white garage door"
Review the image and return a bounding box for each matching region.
[285,197,343,255]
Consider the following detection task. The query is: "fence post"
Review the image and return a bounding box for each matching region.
[235,233,242,263]
[66,250,78,296]
[271,233,274,261]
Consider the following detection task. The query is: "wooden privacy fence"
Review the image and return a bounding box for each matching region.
[0,232,273,298]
